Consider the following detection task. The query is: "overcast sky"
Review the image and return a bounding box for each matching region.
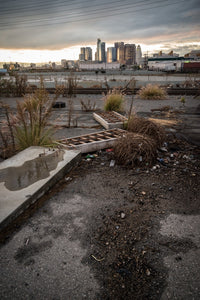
[0,0,200,61]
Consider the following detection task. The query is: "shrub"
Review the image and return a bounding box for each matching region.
[0,103,16,158]
[138,84,167,100]
[0,75,28,97]
[127,115,166,147]
[114,133,157,167]
[180,96,186,106]
[104,89,124,112]
[14,87,55,150]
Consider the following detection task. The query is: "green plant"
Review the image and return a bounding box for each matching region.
[14,74,28,96]
[180,96,186,106]
[0,102,16,158]
[104,89,124,112]
[14,86,55,150]
[138,84,167,100]
[0,79,15,97]
[0,74,28,97]
[80,99,97,111]
[67,71,77,97]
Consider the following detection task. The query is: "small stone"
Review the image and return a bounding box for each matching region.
[146,269,151,276]
[141,191,146,195]
[168,187,173,191]
[121,212,126,219]
[65,177,72,181]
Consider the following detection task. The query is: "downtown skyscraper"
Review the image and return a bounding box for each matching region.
[96,38,106,62]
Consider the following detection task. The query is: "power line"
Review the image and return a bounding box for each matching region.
[0,0,187,29]
[0,0,172,26]
[0,0,87,12]
[0,0,131,14]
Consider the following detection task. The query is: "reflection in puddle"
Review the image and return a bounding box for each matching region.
[0,150,64,191]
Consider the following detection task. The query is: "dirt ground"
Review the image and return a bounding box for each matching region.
[0,134,200,299]
[69,138,200,299]
[0,95,200,299]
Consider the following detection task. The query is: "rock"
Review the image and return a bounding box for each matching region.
[121,212,126,219]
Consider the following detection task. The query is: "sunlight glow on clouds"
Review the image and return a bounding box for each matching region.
[1,41,200,64]
[0,47,81,63]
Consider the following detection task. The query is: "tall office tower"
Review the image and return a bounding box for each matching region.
[61,59,67,68]
[95,51,98,61]
[114,42,124,55]
[136,45,142,65]
[85,47,92,61]
[79,47,86,61]
[97,38,101,62]
[79,53,85,61]
[117,44,125,64]
[100,42,106,62]
[124,44,136,65]
[81,47,86,59]
[107,47,117,63]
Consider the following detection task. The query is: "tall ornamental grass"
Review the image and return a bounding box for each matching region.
[104,89,124,112]
[14,87,55,150]
[138,84,167,100]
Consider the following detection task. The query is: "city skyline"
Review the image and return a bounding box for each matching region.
[0,0,200,63]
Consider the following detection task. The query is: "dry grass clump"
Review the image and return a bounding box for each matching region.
[104,89,124,112]
[114,133,157,167]
[138,84,167,100]
[127,116,166,147]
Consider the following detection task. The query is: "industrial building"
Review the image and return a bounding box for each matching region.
[79,62,120,70]
[148,57,199,72]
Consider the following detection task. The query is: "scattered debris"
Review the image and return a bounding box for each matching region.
[120,212,126,219]
[114,133,157,167]
[91,255,104,262]
[110,160,115,167]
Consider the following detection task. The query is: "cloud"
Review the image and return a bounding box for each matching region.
[0,0,199,54]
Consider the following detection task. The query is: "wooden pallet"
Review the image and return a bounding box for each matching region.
[58,128,126,153]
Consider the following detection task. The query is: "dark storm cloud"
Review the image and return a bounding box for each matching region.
[0,0,199,49]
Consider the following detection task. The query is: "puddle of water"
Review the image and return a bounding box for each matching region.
[0,150,64,191]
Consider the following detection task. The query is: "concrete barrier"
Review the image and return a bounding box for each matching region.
[0,146,81,230]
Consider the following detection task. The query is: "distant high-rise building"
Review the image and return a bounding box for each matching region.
[79,47,86,61]
[81,47,86,58]
[85,47,92,61]
[61,59,68,68]
[114,42,124,54]
[136,45,142,65]
[79,53,85,61]
[100,42,106,62]
[117,44,125,64]
[124,44,136,65]
[97,38,101,62]
[107,47,117,63]
[95,51,98,61]
[96,38,106,62]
